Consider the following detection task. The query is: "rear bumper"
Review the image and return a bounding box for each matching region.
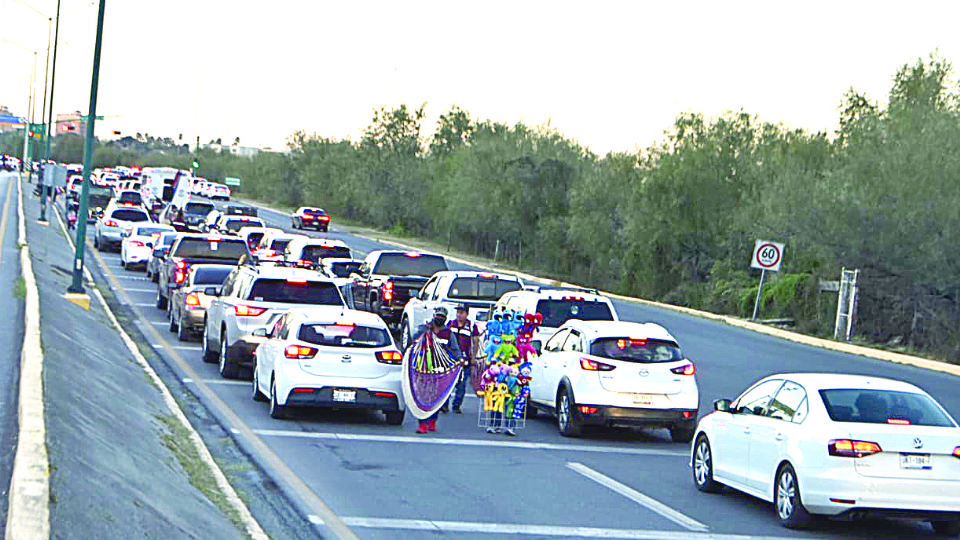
[576,405,698,428]
[284,388,401,411]
[182,308,206,331]
[227,335,268,368]
[800,465,960,516]
[276,370,404,411]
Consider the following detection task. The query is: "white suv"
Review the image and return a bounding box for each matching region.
[492,286,619,353]
[202,265,346,379]
[531,320,699,441]
[94,204,152,251]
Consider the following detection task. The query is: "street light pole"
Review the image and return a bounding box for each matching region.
[68,0,106,295]
[39,0,61,222]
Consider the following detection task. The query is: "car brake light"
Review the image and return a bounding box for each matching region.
[404,252,421,258]
[262,249,275,257]
[302,215,313,220]
[580,358,615,371]
[671,363,696,376]
[953,447,960,459]
[886,418,911,425]
[376,350,403,365]
[104,219,118,227]
[828,439,882,458]
[176,261,187,269]
[319,216,330,221]
[185,293,201,306]
[285,345,317,359]
[382,280,394,302]
[286,278,307,284]
[563,296,583,301]
[578,406,597,414]
[479,272,495,279]
[129,240,145,247]
[235,305,267,317]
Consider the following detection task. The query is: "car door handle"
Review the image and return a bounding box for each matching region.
[774,433,785,442]
[743,427,751,434]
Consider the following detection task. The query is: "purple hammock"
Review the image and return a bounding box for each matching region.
[401,331,462,420]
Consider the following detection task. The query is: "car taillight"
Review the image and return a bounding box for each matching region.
[302,215,313,220]
[886,418,911,425]
[261,249,275,257]
[382,280,394,302]
[671,363,696,376]
[129,240,145,247]
[235,305,267,317]
[285,345,317,359]
[580,358,615,371]
[174,271,185,283]
[319,216,330,221]
[828,439,882,458]
[954,447,960,459]
[104,219,118,227]
[185,293,200,306]
[376,351,403,365]
[176,261,187,269]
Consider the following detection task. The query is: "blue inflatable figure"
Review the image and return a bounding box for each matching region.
[483,309,504,365]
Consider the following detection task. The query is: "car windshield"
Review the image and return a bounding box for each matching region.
[297,323,391,348]
[135,226,171,236]
[246,232,265,249]
[372,253,447,276]
[191,266,234,285]
[302,245,352,263]
[172,238,248,261]
[185,202,214,215]
[535,299,615,328]
[110,209,149,222]
[247,279,342,305]
[225,219,264,232]
[590,338,683,363]
[327,261,362,278]
[118,192,142,204]
[303,208,326,216]
[448,277,522,300]
[819,389,956,427]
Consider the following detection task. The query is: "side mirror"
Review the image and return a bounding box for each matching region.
[251,328,268,338]
[155,246,170,259]
[476,310,489,322]
[532,340,542,354]
[713,399,732,413]
[203,287,220,296]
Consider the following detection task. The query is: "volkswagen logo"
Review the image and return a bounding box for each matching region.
[638,369,649,377]
[341,354,352,363]
[913,437,923,449]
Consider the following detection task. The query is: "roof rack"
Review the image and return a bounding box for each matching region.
[522,285,600,295]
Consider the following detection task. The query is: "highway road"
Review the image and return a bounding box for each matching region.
[74,197,960,539]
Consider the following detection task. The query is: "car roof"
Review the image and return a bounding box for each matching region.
[502,286,611,303]
[244,266,336,282]
[288,307,389,328]
[133,224,175,233]
[428,270,522,282]
[176,233,245,242]
[288,237,348,248]
[562,320,677,343]
[758,373,928,394]
[323,257,362,265]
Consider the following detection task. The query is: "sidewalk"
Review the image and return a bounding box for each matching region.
[21,187,246,538]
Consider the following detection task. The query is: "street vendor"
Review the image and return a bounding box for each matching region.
[445,304,480,414]
[409,307,461,433]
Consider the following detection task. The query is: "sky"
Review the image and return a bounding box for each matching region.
[3,0,960,155]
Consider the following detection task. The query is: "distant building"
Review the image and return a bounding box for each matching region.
[201,142,261,158]
[0,105,23,133]
[55,111,83,136]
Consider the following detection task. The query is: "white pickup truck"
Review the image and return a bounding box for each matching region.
[398,270,524,350]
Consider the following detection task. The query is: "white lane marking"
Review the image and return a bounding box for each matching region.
[567,462,708,532]
[182,378,193,383]
[149,321,167,326]
[133,302,155,307]
[116,275,150,281]
[125,287,155,293]
[340,517,794,539]
[182,379,248,387]
[308,515,324,526]
[254,429,687,457]
[172,345,201,351]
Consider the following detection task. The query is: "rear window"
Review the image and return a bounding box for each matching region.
[172,238,249,261]
[185,202,214,215]
[297,323,391,348]
[159,233,178,247]
[819,389,956,427]
[110,209,149,222]
[303,208,326,216]
[247,279,343,305]
[246,232,265,249]
[536,299,614,328]
[118,192,142,204]
[372,253,448,277]
[270,239,294,251]
[302,245,352,263]
[225,206,257,216]
[225,219,264,232]
[327,261,362,278]
[590,338,683,363]
[448,277,522,301]
[191,266,234,286]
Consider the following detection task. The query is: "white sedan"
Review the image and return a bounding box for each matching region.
[252,307,405,425]
[691,373,960,535]
[120,224,176,269]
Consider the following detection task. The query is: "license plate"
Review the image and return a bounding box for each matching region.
[632,394,654,405]
[333,389,356,403]
[900,453,932,470]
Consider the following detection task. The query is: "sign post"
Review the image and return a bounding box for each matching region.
[750,240,785,320]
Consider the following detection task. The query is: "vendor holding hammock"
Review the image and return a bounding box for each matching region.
[409,307,462,434]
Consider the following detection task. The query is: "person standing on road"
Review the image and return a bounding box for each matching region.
[409,307,461,433]
[445,304,479,414]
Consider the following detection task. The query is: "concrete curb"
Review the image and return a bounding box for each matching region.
[241,198,960,379]
[48,202,268,539]
[5,175,50,540]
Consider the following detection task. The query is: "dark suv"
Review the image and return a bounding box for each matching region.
[155,234,251,310]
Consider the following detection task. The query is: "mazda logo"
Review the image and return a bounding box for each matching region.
[913,437,923,449]
[639,369,649,377]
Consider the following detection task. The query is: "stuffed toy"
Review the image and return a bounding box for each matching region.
[511,386,530,419]
[516,332,538,363]
[493,333,519,364]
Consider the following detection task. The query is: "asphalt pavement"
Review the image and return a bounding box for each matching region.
[65,195,960,539]
[0,172,24,531]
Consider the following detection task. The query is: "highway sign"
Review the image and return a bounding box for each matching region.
[751,240,784,272]
[224,177,241,186]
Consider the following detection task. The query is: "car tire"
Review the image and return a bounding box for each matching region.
[693,435,724,493]
[155,288,167,310]
[252,365,267,402]
[120,257,126,269]
[775,463,813,529]
[176,313,190,342]
[557,387,582,437]
[384,410,405,426]
[671,421,696,443]
[269,379,286,419]
[400,319,412,350]
[94,234,101,251]
[145,267,152,280]
[201,323,218,363]
[219,332,240,379]
[526,402,539,419]
[931,521,960,536]
[168,304,177,332]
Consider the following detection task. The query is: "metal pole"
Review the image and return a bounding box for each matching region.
[39,0,62,222]
[39,18,52,153]
[751,269,766,321]
[68,0,106,294]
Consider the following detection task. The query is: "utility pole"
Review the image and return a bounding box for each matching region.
[68,0,106,297]
[39,0,62,223]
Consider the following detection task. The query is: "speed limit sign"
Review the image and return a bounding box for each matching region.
[751,240,784,272]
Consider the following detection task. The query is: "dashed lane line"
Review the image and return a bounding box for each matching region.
[567,462,708,532]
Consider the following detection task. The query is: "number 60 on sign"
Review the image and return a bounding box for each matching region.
[751,240,785,272]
